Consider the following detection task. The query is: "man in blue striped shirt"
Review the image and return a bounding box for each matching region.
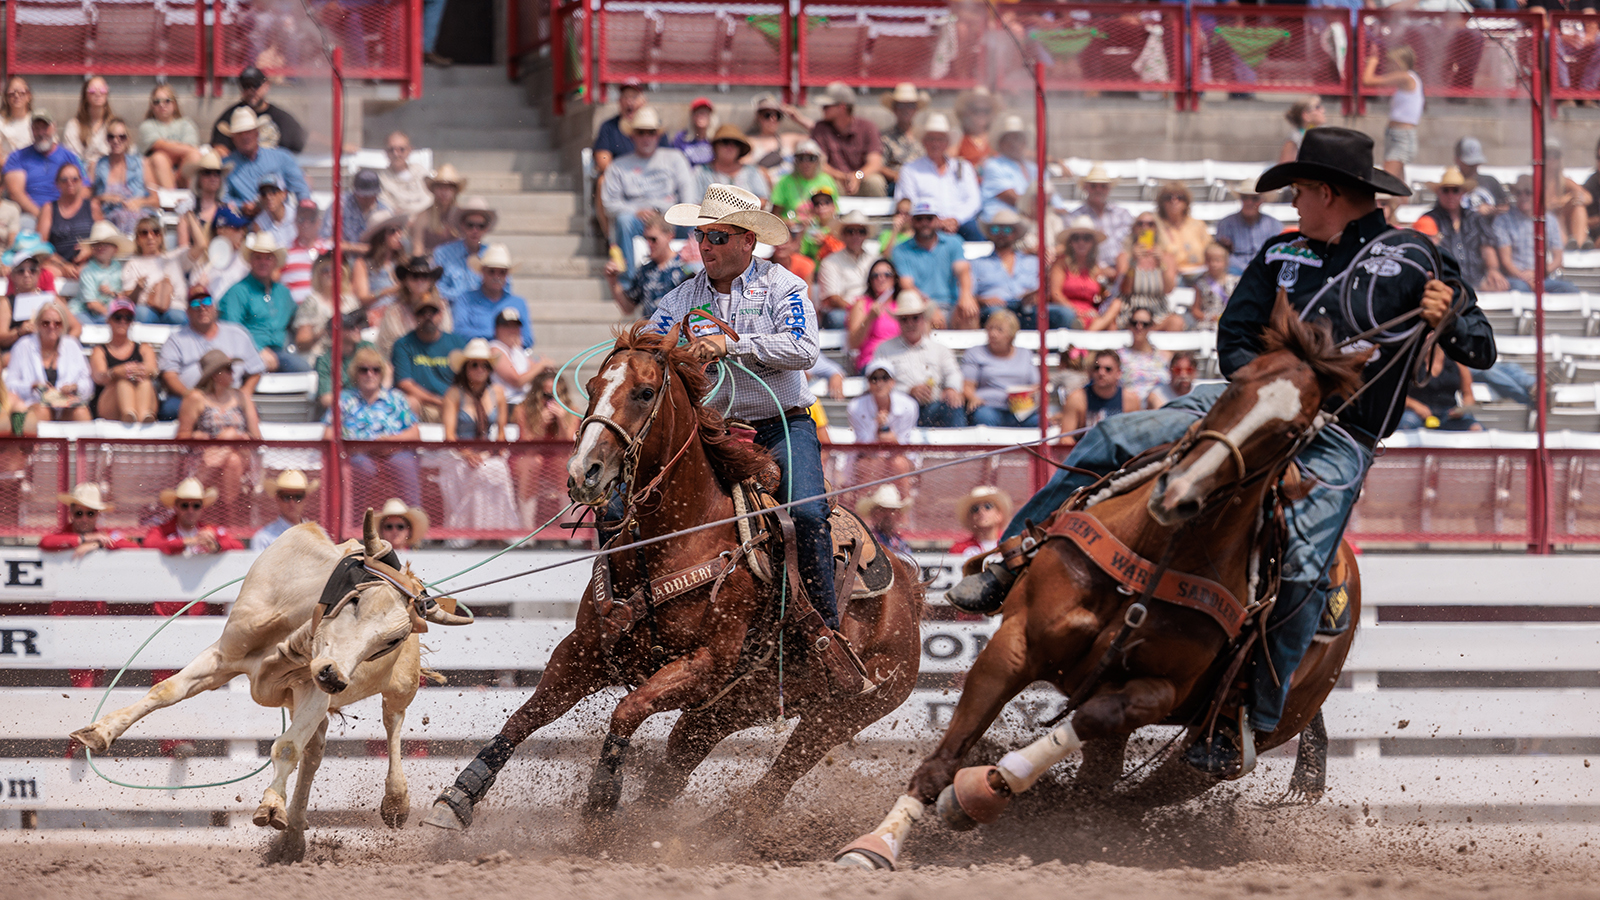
[218,107,309,212]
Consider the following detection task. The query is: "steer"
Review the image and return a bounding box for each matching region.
[70,510,472,860]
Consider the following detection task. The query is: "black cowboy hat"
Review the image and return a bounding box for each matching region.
[1256,127,1411,197]
[396,255,443,280]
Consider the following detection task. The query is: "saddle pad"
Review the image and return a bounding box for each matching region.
[829,506,894,600]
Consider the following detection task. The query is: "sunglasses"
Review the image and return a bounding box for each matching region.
[693,228,738,246]
[843,228,868,236]
[71,508,97,518]
[870,270,895,279]
[356,365,383,374]
[795,154,819,162]
[970,502,996,514]
[177,501,204,510]
[189,296,214,307]
[1130,320,1153,329]
[1438,186,1463,194]
[107,133,128,142]
[467,360,491,369]
[109,313,133,323]
[989,225,1016,235]
[381,521,410,532]
[1135,220,1156,228]
[137,227,161,236]
[278,492,306,502]
[1069,234,1094,242]
[895,314,923,323]
[759,110,781,119]
[417,307,442,317]
[461,220,489,230]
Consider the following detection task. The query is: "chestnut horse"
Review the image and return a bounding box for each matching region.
[835,300,1365,870]
[424,324,923,831]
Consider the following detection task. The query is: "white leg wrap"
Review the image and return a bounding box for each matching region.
[996,721,1083,794]
[872,794,924,854]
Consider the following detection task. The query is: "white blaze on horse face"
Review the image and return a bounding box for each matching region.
[1171,377,1303,493]
[572,361,632,472]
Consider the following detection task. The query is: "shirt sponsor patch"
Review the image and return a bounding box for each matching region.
[1277,261,1301,289]
[1265,242,1324,268]
[1360,258,1403,277]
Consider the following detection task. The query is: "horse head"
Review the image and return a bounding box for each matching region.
[1148,295,1369,526]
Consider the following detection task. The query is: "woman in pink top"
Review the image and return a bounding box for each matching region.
[845,258,903,373]
[1048,216,1119,330]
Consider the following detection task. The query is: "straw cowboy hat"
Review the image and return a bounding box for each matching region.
[1427,166,1478,194]
[360,212,409,245]
[891,289,929,317]
[377,498,429,542]
[85,220,133,256]
[450,196,499,231]
[216,106,265,136]
[819,82,857,109]
[921,113,953,135]
[881,82,930,110]
[1060,214,1107,245]
[839,209,870,228]
[195,348,242,387]
[264,469,319,496]
[955,485,1012,530]
[58,482,111,511]
[1078,164,1116,188]
[160,477,219,509]
[955,87,999,120]
[709,123,753,158]
[664,183,789,246]
[242,231,287,265]
[447,337,495,373]
[856,484,911,519]
[1256,126,1411,196]
[1230,180,1267,199]
[621,106,663,136]
[997,114,1026,136]
[181,147,232,184]
[425,163,467,191]
[468,242,513,273]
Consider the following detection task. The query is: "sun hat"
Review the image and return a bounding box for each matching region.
[709,123,753,158]
[448,337,496,373]
[359,212,408,244]
[160,477,219,509]
[664,183,789,246]
[891,290,929,316]
[1231,181,1266,199]
[242,231,287,265]
[396,255,444,280]
[1255,126,1411,196]
[181,147,231,183]
[264,468,320,496]
[794,137,824,158]
[378,497,429,542]
[1427,166,1478,194]
[922,113,953,135]
[985,208,1024,229]
[85,220,134,255]
[58,482,111,511]
[881,82,930,110]
[426,163,466,191]
[3,231,53,266]
[621,106,662,135]
[196,348,241,386]
[819,82,856,109]
[469,242,513,272]
[997,114,1026,136]
[955,485,1012,529]
[855,484,911,519]
[216,106,263,136]
[450,196,499,232]
[753,92,782,113]
[1078,164,1116,187]
[1060,215,1106,244]
[839,210,870,227]
[108,298,136,318]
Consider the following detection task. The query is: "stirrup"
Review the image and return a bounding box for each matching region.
[815,627,877,697]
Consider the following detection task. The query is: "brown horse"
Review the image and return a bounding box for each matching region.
[424,323,923,832]
[835,299,1365,870]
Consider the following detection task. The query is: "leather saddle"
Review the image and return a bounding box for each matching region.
[733,478,897,604]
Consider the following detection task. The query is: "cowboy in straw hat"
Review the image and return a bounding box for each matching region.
[815,209,875,318]
[180,146,232,186]
[39,482,138,559]
[812,82,887,198]
[855,484,912,554]
[216,104,310,211]
[1413,166,1502,291]
[437,197,506,306]
[879,84,928,189]
[226,231,306,373]
[949,125,1496,779]
[900,114,984,241]
[459,243,531,346]
[602,104,699,278]
[951,484,1012,561]
[1067,163,1131,269]
[646,182,876,694]
[1214,181,1284,275]
[146,476,241,558]
[251,468,320,550]
[84,219,133,256]
[377,497,429,549]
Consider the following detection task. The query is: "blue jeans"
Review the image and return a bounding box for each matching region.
[269,347,312,373]
[1008,301,1078,331]
[135,304,188,326]
[1507,276,1580,294]
[820,307,849,330]
[1398,409,1479,431]
[970,404,1038,428]
[1476,360,1535,404]
[1001,384,1372,732]
[956,219,985,242]
[348,449,422,507]
[611,213,648,281]
[752,413,838,628]
[918,399,967,428]
[422,0,447,52]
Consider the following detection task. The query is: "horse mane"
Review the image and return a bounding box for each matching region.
[1259,295,1370,399]
[609,322,776,490]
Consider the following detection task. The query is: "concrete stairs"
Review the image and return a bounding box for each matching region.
[364,65,621,368]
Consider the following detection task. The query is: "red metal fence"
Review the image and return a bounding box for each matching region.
[7,0,207,81]
[597,0,789,91]
[1189,5,1352,109]
[213,0,422,97]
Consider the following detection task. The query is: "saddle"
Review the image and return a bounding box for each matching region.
[733,478,897,603]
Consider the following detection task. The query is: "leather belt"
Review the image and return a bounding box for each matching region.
[748,406,813,430]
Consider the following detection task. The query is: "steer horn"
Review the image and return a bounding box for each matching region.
[363,508,383,558]
[416,596,474,626]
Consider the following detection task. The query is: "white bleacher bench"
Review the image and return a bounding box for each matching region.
[836,197,894,218]
[251,371,319,424]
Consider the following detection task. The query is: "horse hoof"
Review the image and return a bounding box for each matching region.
[947,766,1010,826]
[253,803,289,831]
[422,800,467,831]
[936,784,978,831]
[70,725,111,754]
[834,834,897,871]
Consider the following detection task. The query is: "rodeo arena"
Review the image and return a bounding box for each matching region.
[11,0,1600,896]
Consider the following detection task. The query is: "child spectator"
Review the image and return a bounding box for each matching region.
[73,221,131,324]
[1188,242,1237,330]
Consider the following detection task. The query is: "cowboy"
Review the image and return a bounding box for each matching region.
[947,127,1497,774]
[878,83,927,189]
[1414,167,1500,292]
[1214,183,1284,275]
[144,476,244,557]
[219,232,309,373]
[453,243,532,345]
[377,497,428,551]
[1068,164,1132,269]
[209,66,307,155]
[856,485,911,556]
[217,106,310,210]
[435,197,506,305]
[650,182,869,690]
[250,469,319,550]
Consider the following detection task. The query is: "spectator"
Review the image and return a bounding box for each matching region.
[1049,217,1116,330]
[770,138,840,219]
[354,214,408,313]
[745,93,801,179]
[315,335,372,413]
[601,107,697,279]
[769,221,815,286]
[1214,184,1282,275]
[177,348,262,516]
[954,88,998,167]
[972,209,1062,330]
[441,338,519,537]
[5,299,91,423]
[1455,136,1506,217]
[879,83,926,190]
[294,255,356,367]
[697,124,768,200]
[74,221,130,323]
[324,347,422,507]
[591,82,645,239]
[856,484,912,555]
[37,163,94,278]
[1147,351,1197,409]
[435,197,502,304]
[1069,165,1132,270]
[799,186,843,260]
[979,115,1033,223]
[1415,167,1502,291]
[177,148,228,247]
[0,76,33,157]
[217,107,309,210]
[878,196,915,251]
[392,292,467,423]
[40,482,137,558]
[0,239,76,351]
[282,200,329,304]
[377,498,427,550]
[874,292,966,427]
[1400,344,1482,431]
[1057,349,1141,446]
[1495,175,1578,293]
[91,298,157,423]
[1115,212,1181,329]
[157,287,264,420]
[1153,181,1210,277]
[378,131,432,217]
[810,83,887,198]
[846,259,903,372]
[252,173,295,247]
[671,97,716,167]
[962,309,1040,427]
[849,358,918,442]
[1188,242,1237,330]
[1279,95,1327,164]
[891,201,973,328]
[411,163,464,255]
[1586,137,1600,246]
[144,476,244,556]
[453,243,531,345]
[893,114,983,240]
[513,368,578,526]
[324,169,393,248]
[63,76,114,179]
[4,110,83,221]
[220,232,310,372]
[816,210,875,329]
[138,84,201,190]
[489,307,541,415]
[604,211,697,319]
[250,469,317,550]
[1118,309,1169,399]
[0,191,21,253]
[1545,141,1592,251]
[377,256,453,361]
[93,118,155,235]
[1362,46,1422,180]
[209,67,307,155]
[949,485,1012,564]
[196,206,251,301]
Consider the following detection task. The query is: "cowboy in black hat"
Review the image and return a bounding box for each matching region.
[946,127,1497,775]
